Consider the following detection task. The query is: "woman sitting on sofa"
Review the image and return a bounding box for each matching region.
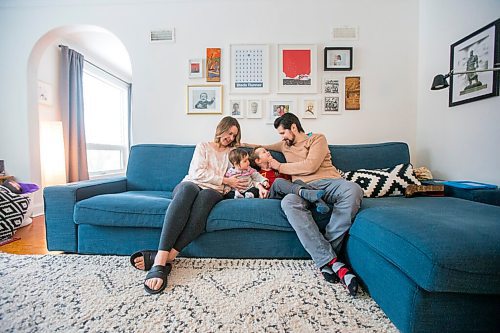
[130,116,247,294]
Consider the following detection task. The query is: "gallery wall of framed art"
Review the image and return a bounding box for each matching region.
[187,44,358,120]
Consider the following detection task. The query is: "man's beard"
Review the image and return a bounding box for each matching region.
[284,134,295,146]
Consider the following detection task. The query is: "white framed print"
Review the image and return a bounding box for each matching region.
[229,99,244,118]
[38,80,53,106]
[187,85,223,114]
[267,98,296,124]
[230,44,270,94]
[300,98,319,119]
[322,96,342,115]
[188,59,204,79]
[323,77,341,94]
[246,99,263,118]
[277,44,318,94]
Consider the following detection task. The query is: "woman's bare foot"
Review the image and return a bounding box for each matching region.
[144,250,170,291]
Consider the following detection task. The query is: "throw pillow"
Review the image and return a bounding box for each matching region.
[342,163,421,198]
[0,185,30,241]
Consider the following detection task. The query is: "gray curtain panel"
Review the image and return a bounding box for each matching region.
[59,46,89,182]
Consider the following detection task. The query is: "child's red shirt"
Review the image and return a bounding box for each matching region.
[259,169,291,187]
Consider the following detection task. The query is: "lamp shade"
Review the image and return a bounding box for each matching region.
[431,74,449,90]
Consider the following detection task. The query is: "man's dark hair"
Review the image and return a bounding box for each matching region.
[273,112,304,132]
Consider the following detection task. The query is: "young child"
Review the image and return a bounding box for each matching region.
[250,146,330,214]
[224,148,268,199]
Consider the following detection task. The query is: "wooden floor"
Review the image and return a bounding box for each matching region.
[0,215,58,255]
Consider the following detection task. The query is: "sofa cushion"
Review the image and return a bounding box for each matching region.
[352,196,500,294]
[127,144,195,191]
[75,191,172,228]
[207,198,332,233]
[330,142,410,171]
[343,163,421,198]
[207,199,292,232]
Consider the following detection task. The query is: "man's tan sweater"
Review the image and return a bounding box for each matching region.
[264,133,342,183]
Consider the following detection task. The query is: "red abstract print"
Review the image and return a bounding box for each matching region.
[283,50,311,79]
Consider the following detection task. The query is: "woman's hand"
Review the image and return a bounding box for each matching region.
[223,176,247,192]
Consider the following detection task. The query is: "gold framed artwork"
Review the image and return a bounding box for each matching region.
[345,76,360,110]
[187,85,223,114]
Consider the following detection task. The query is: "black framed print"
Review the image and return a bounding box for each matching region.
[449,19,500,107]
[324,47,352,71]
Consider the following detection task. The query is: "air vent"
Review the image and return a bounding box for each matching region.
[332,26,358,41]
[150,29,175,43]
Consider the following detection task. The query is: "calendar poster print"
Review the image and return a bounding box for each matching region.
[230,44,270,94]
[207,48,221,82]
[278,44,317,93]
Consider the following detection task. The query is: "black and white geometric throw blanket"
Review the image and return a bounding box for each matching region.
[0,185,29,241]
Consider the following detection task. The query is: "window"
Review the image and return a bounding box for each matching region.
[83,63,130,178]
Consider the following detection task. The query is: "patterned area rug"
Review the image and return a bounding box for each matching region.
[0,254,397,332]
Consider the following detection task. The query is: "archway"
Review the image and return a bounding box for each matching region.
[27,25,132,214]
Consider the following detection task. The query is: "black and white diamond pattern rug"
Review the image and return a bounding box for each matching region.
[0,254,397,332]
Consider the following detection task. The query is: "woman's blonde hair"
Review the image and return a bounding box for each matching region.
[214,116,241,147]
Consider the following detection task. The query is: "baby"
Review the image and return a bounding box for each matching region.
[224,148,268,199]
[250,146,330,214]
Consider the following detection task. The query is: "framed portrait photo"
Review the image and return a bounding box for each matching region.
[230,44,270,94]
[277,44,318,94]
[324,47,353,71]
[267,99,296,124]
[300,98,319,119]
[228,98,244,118]
[449,19,500,107]
[187,85,223,114]
[246,99,263,119]
[188,59,203,79]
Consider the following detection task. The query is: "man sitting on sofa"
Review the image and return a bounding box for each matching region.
[262,113,363,296]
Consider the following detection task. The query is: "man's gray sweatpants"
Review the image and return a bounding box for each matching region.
[280,178,363,268]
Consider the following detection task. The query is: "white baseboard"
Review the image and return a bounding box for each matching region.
[32,203,44,217]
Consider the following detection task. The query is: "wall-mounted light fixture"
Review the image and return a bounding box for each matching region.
[431,63,500,90]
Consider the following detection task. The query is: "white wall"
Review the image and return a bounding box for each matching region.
[0,0,419,187]
[417,0,500,185]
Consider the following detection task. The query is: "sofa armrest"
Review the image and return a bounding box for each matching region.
[43,177,127,252]
[444,186,500,206]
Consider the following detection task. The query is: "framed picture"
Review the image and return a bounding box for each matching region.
[300,98,319,119]
[324,47,353,71]
[206,48,221,82]
[323,77,341,94]
[229,99,244,118]
[246,99,263,119]
[449,19,500,107]
[277,44,318,94]
[230,44,270,94]
[187,85,223,114]
[323,96,341,115]
[188,59,203,79]
[345,76,361,110]
[267,99,296,124]
[38,80,53,106]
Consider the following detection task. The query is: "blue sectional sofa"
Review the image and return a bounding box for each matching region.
[44,142,500,333]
